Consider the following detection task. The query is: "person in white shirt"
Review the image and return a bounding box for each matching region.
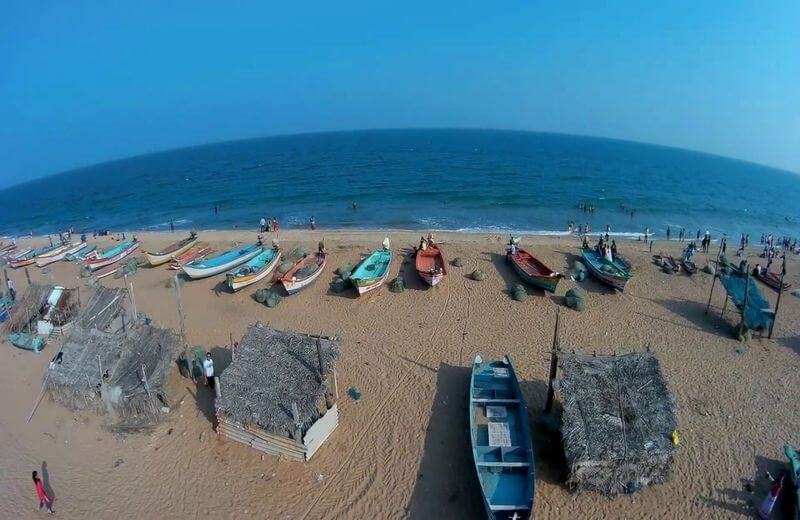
[203,353,215,391]
[7,278,15,301]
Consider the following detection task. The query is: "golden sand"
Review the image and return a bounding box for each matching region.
[1,230,798,519]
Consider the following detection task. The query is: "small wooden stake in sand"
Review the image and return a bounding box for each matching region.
[768,254,787,339]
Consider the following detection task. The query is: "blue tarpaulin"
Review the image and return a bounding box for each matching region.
[719,273,774,331]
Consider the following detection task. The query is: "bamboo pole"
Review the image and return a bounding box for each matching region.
[740,263,750,334]
[173,274,189,363]
[768,254,787,339]
[544,308,561,413]
[705,239,725,314]
[720,294,728,318]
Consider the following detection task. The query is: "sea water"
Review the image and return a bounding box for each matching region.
[1,129,798,239]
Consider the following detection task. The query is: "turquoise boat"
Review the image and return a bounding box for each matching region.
[8,332,45,352]
[786,444,800,519]
[581,248,632,292]
[65,244,96,261]
[469,355,535,520]
[182,242,262,279]
[86,240,139,270]
[350,249,392,295]
[225,247,281,291]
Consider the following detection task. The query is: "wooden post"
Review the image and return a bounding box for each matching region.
[544,308,561,413]
[24,267,32,285]
[332,369,339,399]
[768,254,786,339]
[229,332,234,361]
[720,294,728,318]
[705,243,724,314]
[214,377,221,398]
[173,274,189,360]
[128,279,137,319]
[315,338,325,383]
[740,263,750,334]
[291,402,302,441]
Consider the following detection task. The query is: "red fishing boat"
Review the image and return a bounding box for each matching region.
[508,248,562,292]
[415,244,447,287]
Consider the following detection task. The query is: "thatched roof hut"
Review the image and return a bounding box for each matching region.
[3,283,53,334]
[216,326,340,461]
[45,286,179,431]
[556,350,677,495]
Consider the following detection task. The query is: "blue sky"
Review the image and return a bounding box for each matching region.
[1,1,799,187]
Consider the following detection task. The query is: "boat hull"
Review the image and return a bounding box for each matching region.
[8,332,45,352]
[145,236,198,266]
[581,249,631,292]
[226,251,281,291]
[36,243,85,267]
[469,355,535,520]
[182,245,262,279]
[419,271,445,287]
[87,242,139,270]
[508,251,560,293]
[94,261,123,279]
[415,245,447,287]
[280,253,328,295]
[351,249,393,295]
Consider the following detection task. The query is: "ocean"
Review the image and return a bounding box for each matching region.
[1,129,798,239]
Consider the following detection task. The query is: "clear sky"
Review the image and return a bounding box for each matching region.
[2,1,799,187]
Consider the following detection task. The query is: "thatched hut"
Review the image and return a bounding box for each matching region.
[556,350,677,495]
[216,326,340,461]
[3,283,54,334]
[45,286,180,430]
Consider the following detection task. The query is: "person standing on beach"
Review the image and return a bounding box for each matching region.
[666,227,671,241]
[259,217,266,233]
[310,216,316,231]
[214,204,218,216]
[32,471,53,514]
[203,353,215,391]
[273,217,279,232]
[7,278,15,302]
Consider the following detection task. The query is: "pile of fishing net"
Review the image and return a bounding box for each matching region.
[330,263,356,293]
[511,284,527,302]
[565,287,587,311]
[791,289,800,299]
[390,276,405,293]
[470,269,486,281]
[702,264,715,275]
[255,288,282,308]
[295,263,319,278]
[114,258,139,279]
[289,245,309,261]
[277,260,294,276]
[661,263,673,274]
[79,266,92,278]
[571,260,587,282]
[451,257,465,267]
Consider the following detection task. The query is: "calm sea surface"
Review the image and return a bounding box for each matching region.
[1,129,798,239]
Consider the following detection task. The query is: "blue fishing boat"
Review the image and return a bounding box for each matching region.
[469,355,535,520]
[350,247,392,295]
[581,248,632,292]
[8,332,45,352]
[86,240,139,270]
[225,247,281,291]
[182,242,262,279]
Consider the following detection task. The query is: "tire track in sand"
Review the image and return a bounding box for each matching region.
[300,284,454,519]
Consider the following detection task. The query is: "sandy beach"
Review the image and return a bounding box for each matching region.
[1,229,798,519]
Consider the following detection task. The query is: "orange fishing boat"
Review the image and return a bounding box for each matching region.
[415,244,447,287]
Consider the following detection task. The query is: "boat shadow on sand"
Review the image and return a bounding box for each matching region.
[406,363,567,518]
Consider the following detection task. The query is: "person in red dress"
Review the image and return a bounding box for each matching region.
[32,470,53,514]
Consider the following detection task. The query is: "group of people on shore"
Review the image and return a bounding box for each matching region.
[259,216,280,233]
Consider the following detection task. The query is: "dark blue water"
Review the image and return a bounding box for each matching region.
[1,129,798,239]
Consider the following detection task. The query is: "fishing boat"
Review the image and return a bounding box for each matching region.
[350,248,392,295]
[581,248,632,292]
[226,247,281,291]
[36,242,86,267]
[168,242,212,270]
[8,332,45,352]
[415,244,447,287]
[182,242,262,279]
[681,258,698,275]
[755,269,791,292]
[469,355,535,520]
[280,252,328,295]
[94,260,124,279]
[144,233,199,266]
[785,444,800,519]
[9,248,32,261]
[507,247,561,293]
[613,254,632,272]
[34,242,73,260]
[86,240,139,271]
[9,244,60,268]
[65,244,97,261]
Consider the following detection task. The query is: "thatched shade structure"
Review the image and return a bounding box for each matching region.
[556,350,677,495]
[3,283,53,334]
[216,326,340,461]
[45,286,179,430]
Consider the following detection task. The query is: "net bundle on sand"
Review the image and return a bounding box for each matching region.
[556,350,677,495]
